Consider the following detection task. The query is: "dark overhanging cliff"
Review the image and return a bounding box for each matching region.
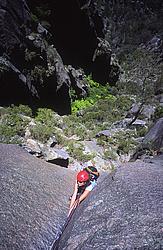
[28,0,104,70]
[0,0,114,114]
[51,0,98,70]
[0,0,162,114]
[28,0,110,83]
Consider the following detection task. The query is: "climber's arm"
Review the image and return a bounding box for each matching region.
[78,189,90,203]
[69,181,78,209]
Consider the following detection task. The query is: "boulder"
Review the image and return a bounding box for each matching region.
[142,117,163,151]
[46,136,58,148]
[67,65,88,99]
[0,144,75,249]
[127,103,156,120]
[43,147,69,167]
[22,138,43,156]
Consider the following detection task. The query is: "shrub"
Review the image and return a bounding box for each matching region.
[118,48,162,104]
[72,99,93,113]
[71,76,112,113]
[30,123,54,143]
[31,66,46,85]
[0,113,29,143]
[6,104,33,117]
[97,135,110,147]
[66,141,95,162]
[116,131,138,154]
[115,95,132,113]
[73,125,90,140]
[136,126,148,137]
[35,108,53,123]
[35,108,63,128]
[55,132,68,145]
[117,139,134,154]
[103,148,118,160]
[153,106,163,121]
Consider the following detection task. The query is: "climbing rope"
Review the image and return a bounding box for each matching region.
[51,198,80,250]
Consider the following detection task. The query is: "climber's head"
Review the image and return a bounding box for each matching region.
[77,170,89,186]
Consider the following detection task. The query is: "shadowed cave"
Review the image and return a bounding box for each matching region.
[51,0,98,72]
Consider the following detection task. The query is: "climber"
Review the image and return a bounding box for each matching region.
[68,166,99,216]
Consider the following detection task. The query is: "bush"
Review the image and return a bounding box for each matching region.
[66,141,95,162]
[35,108,53,123]
[71,76,112,113]
[116,131,138,154]
[103,148,118,160]
[0,112,29,143]
[153,106,163,121]
[55,132,68,145]
[6,104,33,117]
[72,99,93,113]
[136,126,148,137]
[35,108,63,128]
[30,123,54,143]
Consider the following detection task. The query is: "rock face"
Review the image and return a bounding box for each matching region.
[0,0,30,54]
[142,117,163,151]
[0,144,75,250]
[0,0,71,114]
[1,144,163,249]
[105,0,163,56]
[49,0,116,84]
[56,160,163,250]
[0,0,163,114]
[0,0,118,114]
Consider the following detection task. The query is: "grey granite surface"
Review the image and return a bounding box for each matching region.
[0,144,74,250]
[57,159,163,250]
